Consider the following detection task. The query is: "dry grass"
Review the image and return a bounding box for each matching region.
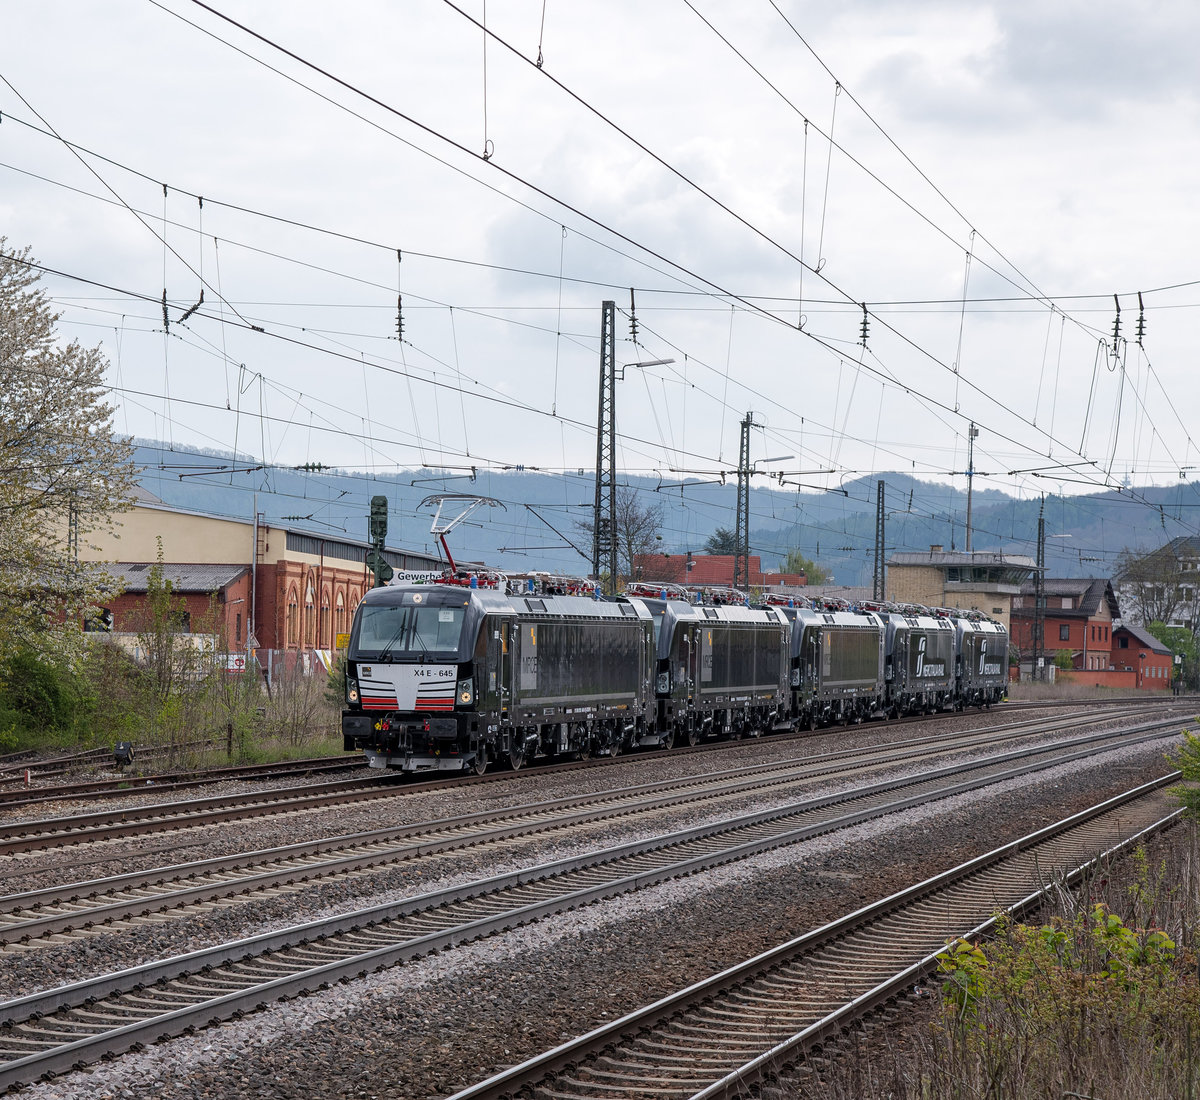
[1006,680,1149,703]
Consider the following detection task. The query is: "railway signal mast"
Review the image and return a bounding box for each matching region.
[367,495,392,588]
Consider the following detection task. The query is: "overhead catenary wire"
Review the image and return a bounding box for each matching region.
[5,6,1196,549]
[173,0,1189,497]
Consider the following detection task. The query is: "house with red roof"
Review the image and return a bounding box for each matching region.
[632,553,806,590]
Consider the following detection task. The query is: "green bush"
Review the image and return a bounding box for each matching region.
[932,881,1200,1097]
[0,647,87,741]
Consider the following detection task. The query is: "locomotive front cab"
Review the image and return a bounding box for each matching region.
[627,591,699,748]
[954,614,1009,708]
[342,585,486,772]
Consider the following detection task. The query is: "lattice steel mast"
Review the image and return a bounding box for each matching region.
[592,300,618,592]
[734,412,753,589]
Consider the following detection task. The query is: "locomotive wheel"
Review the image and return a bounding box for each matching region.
[685,723,700,747]
[660,727,675,751]
[471,747,489,776]
[508,743,526,771]
[607,735,622,759]
[575,738,593,761]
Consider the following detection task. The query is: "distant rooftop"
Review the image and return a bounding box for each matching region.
[888,549,1037,569]
[1114,622,1172,655]
[103,563,249,593]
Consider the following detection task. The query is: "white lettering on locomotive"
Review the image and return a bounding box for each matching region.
[914,636,945,677]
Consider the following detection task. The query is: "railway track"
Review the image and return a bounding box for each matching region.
[445,776,1181,1100]
[0,704,1168,857]
[0,754,366,810]
[0,774,398,857]
[0,723,1182,1092]
[0,712,1182,948]
[0,694,1175,800]
[0,740,219,787]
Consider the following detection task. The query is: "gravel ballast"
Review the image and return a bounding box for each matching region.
[7,722,1180,1100]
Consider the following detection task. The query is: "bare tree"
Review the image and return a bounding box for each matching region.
[615,487,664,582]
[1114,541,1200,632]
[577,486,664,586]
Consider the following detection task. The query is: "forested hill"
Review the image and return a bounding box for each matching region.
[131,442,1199,587]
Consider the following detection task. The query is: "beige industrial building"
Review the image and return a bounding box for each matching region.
[886,546,1037,631]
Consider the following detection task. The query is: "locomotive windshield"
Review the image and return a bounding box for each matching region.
[351,603,467,661]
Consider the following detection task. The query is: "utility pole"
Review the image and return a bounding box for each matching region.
[592,300,618,593]
[965,422,979,551]
[734,412,753,589]
[873,479,885,601]
[1033,496,1045,681]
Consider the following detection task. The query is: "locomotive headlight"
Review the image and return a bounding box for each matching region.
[656,670,670,694]
[346,677,360,705]
[457,677,474,705]
[790,669,800,687]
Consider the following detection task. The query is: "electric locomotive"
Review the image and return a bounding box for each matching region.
[341,571,1009,773]
[954,609,1009,707]
[627,583,792,747]
[341,573,655,773]
[870,604,957,716]
[769,596,886,727]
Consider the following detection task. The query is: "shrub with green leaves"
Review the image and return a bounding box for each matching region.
[1169,726,1200,819]
[935,899,1198,1096]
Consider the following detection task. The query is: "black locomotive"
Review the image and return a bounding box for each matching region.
[341,573,1008,773]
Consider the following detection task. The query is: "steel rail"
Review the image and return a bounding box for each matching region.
[0,737,1182,1091]
[691,809,1182,1100]
[0,704,1160,860]
[0,756,365,809]
[2,713,1178,944]
[445,776,1182,1100]
[0,776,398,856]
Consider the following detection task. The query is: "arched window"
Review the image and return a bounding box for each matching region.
[304,573,317,648]
[335,590,346,645]
[286,586,299,647]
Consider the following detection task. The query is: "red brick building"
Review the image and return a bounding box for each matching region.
[632,552,806,591]
[1110,624,1174,689]
[1010,578,1120,672]
[102,564,252,649]
[81,498,442,659]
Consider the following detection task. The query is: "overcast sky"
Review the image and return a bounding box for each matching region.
[4,1,1199,540]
